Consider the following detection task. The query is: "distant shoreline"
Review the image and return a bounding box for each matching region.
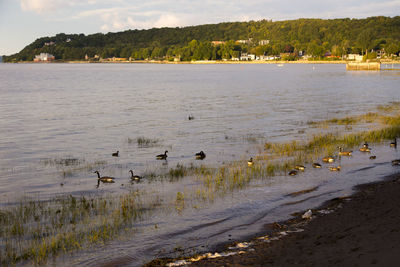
[7,60,400,65]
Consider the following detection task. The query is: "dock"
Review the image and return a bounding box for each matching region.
[346,62,381,70]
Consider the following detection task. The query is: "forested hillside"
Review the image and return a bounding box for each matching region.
[3,16,400,62]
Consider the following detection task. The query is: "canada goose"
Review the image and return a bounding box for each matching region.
[322,156,335,163]
[390,138,397,148]
[329,166,341,171]
[359,147,371,152]
[156,150,168,160]
[247,157,254,166]
[94,171,115,183]
[363,142,369,148]
[188,115,194,120]
[112,151,119,157]
[312,163,322,168]
[288,170,298,176]
[129,170,142,181]
[294,165,305,171]
[195,151,206,160]
[338,147,352,156]
[369,155,376,160]
[392,159,400,166]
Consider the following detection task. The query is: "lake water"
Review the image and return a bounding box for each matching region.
[0,63,399,266]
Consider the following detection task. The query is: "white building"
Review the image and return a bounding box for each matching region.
[34,53,55,62]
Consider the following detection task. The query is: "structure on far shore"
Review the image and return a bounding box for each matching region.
[34,53,55,62]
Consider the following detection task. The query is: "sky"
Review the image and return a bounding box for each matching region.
[1,0,399,55]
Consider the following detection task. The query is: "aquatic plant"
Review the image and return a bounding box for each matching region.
[131,136,159,147]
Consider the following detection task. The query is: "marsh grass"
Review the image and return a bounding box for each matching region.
[129,137,159,147]
[0,191,161,266]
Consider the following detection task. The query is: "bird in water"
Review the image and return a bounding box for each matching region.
[329,166,341,171]
[195,151,206,160]
[94,171,115,183]
[312,163,322,168]
[390,138,397,148]
[392,159,400,166]
[247,157,254,166]
[156,150,168,160]
[359,146,371,152]
[188,115,194,120]
[129,170,142,181]
[322,156,335,163]
[288,170,298,176]
[294,165,305,171]
[338,147,352,156]
[112,151,119,157]
[369,155,376,160]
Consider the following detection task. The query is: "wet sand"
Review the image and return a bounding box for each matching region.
[146,172,400,266]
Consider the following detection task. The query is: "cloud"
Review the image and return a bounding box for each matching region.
[20,0,64,13]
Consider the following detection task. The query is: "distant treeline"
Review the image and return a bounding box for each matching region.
[3,16,400,62]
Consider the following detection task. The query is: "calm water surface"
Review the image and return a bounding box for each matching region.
[0,63,399,266]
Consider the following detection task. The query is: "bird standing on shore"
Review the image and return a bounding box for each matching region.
[156,150,168,160]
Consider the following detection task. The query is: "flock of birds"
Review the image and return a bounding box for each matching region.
[94,138,398,185]
[94,149,206,185]
[248,138,398,176]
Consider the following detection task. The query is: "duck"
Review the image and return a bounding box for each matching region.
[338,147,352,156]
[363,142,369,148]
[392,159,400,166]
[322,156,335,163]
[390,138,397,148]
[188,115,194,120]
[369,155,376,160]
[294,165,305,171]
[129,170,142,181]
[156,150,168,160]
[288,170,298,176]
[195,151,206,160]
[312,163,322,168]
[112,151,119,157]
[247,157,254,166]
[359,146,371,152]
[329,166,341,171]
[94,171,115,183]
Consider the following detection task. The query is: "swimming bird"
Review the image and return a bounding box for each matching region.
[156,150,168,160]
[247,157,254,167]
[390,138,397,148]
[112,151,119,157]
[322,156,335,163]
[359,146,371,152]
[94,171,115,183]
[392,159,400,166]
[195,151,206,160]
[329,166,341,171]
[288,170,298,176]
[294,165,305,171]
[363,142,369,148]
[369,155,376,160]
[188,115,194,120]
[312,163,322,168]
[338,147,352,156]
[129,170,142,181]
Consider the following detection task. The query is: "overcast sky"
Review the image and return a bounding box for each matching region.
[1,0,399,55]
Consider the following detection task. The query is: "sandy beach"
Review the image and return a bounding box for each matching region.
[147,172,400,266]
